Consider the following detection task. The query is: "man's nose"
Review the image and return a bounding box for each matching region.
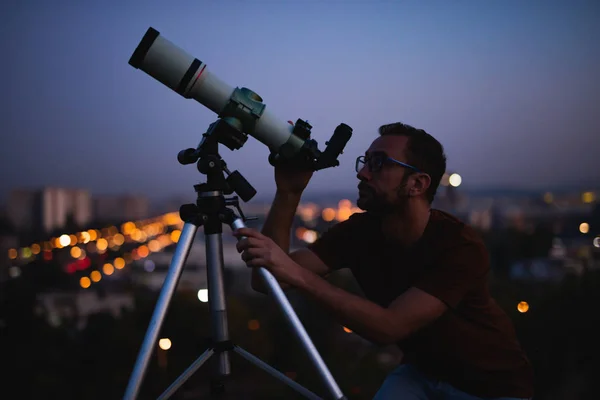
[357,165,371,181]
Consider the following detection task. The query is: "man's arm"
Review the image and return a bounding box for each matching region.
[260,191,299,253]
[293,265,448,345]
[239,224,485,345]
[289,241,488,344]
[252,191,331,293]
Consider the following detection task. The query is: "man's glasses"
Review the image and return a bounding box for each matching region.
[355,153,421,174]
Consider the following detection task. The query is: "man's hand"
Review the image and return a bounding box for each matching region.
[233,227,304,286]
[274,162,314,195]
[273,121,314,194]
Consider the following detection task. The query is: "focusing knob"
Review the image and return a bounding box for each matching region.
[178,148,198,165]
[292,119,312,140]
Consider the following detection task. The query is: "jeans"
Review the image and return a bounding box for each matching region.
[373,364,531,400]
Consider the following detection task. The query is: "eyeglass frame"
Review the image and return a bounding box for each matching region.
[355,152,422,174]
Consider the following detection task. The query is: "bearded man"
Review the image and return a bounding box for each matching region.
[234,122,534,400]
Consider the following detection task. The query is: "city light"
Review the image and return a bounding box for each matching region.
[248,320,260,331]
[70,247,82,259]
[21,247,32,258]
[137,245,149,258]
[579,223,590,234]
[517,301,529,313]
[143,260,155,272]
[170,230,181,243]
[59,234,71,247]
[90,270,102,282]
[343,326,353,333]
[158,338,171,350]
[80,231,91,244]
[322,208,336,222]
[582,191,595,204]
[80,276,91,289]
[96,238,108,251]
[297,202,319,222]
[102,263,114,275]
[449,173,462,187]
[593,237,600,248]
[339,199,351,209]
[302,230,318,244]
[112,233,125,246]
[148,239,161,252]
[113,257,125,269]
[3,210,185,294]
[88,229,98,241]
[336,207,353,222]
[197,289,208,303]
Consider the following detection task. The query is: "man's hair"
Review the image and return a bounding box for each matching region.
[378,122,447,204]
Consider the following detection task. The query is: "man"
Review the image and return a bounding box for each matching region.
[233,122,534,399]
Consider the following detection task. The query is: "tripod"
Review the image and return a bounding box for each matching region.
[123,119,347,400]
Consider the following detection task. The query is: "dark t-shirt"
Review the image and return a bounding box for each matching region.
[307,209,534,398]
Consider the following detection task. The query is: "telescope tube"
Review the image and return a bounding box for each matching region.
[129,27,303,153]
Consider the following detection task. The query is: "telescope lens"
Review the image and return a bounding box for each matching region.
[129,27,159,69]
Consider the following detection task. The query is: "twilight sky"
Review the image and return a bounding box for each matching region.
[1,0,599,203]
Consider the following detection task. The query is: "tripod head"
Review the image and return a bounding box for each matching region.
[177,117,257,203]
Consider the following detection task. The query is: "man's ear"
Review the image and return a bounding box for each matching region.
[410,173,431,197]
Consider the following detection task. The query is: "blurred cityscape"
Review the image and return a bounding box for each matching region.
[1,172,599,399]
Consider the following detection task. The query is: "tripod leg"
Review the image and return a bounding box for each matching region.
[233,346,323,400]
[205,233,231,385]
[123,222,199,400]
[157,348,215,400]
[231,218,346,400]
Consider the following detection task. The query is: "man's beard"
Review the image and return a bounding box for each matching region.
[357,180,410,216]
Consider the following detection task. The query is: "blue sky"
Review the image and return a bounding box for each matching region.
[1,0,599,202]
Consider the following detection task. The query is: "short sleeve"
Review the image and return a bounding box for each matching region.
[413,241,490,309]
[306,213,367,271]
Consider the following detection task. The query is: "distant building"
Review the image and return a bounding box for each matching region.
[6,187,92,234]
[0,218,18,283]
[36,290,135,330]
[129,239,259,295]
[6,189,35,232]
[94,194,150,223]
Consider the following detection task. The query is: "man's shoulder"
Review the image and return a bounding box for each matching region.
[428,209,485,247]
[426,209,488,269]
[310,211,376,245]
[333,211,377,230]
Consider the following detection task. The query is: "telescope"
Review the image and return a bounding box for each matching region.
[129,27,352,171]
[124,27,351,400]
